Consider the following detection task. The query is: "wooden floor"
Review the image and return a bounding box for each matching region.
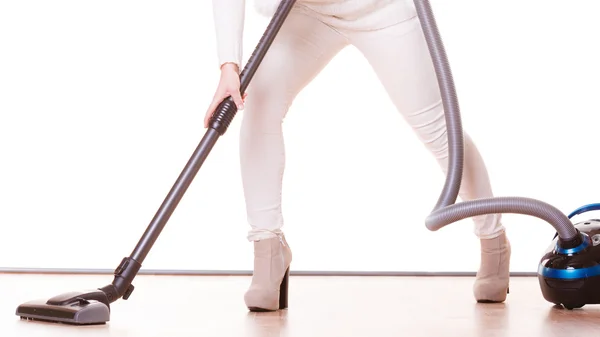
[2,273,600,337]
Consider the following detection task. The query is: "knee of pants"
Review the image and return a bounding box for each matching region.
[409,102,448,160]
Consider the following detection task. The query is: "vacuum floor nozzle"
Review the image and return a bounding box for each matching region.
[16,290,110,325]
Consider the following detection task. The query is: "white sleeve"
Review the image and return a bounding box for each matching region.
[212,0,246,69]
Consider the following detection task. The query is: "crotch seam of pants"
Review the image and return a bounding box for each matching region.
[340,12,420,36]
[354,13,419,34]
[294,3,351,44]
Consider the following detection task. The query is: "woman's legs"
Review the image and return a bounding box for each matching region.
[348,15,510,302]
[239,5,348,310]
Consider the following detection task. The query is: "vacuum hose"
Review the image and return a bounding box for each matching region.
[413,0,581,246]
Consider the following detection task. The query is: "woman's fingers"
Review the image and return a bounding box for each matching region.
[204,99,217,128]
[230,90,245,111]
[204,88,247,129]
[204,92,225,128]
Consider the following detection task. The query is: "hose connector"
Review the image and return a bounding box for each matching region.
[557,229,584,250]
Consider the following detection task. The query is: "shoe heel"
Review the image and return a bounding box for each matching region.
[278,267,290,309]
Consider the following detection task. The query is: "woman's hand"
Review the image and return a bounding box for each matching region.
[204,62,247,128]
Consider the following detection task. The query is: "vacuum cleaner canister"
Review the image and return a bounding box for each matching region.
[538,206,600,310]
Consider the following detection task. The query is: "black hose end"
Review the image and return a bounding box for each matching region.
[558,229,583,249]
[209,97,238,136]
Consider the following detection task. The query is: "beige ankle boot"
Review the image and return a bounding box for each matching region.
[474,230,511,303]
[244,235,292,312]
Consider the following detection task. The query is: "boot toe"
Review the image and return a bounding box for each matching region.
[244,287,280,311]
[473,279,509,303]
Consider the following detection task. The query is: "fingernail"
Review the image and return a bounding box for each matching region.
[238,104,244,110]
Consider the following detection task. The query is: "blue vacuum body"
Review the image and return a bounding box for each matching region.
[538,203,600,309]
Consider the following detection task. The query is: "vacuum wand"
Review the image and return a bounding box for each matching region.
[104,0,297,304]
[15,0,297,325]
[130,1,294,265]
[412,0,582,247]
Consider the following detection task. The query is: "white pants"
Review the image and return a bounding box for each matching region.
[240,0,504,241]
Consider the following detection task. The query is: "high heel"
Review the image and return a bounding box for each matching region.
[245,235,292,312]
[248,266,290,312]
[278,267,290,310]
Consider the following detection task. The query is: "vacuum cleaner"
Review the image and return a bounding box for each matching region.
[13,0,598,326]
[14,0,299,325]
[411,1,600,310]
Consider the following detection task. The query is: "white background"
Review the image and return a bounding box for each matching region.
[1,0,599,273]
